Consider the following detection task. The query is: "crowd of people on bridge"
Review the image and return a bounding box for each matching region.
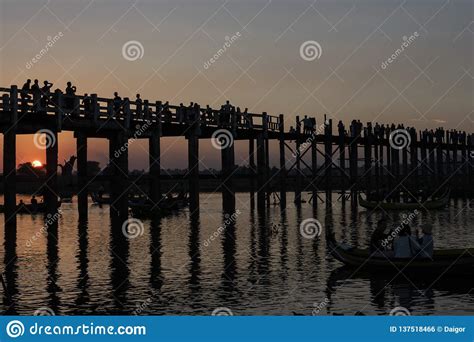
[12,80,474,145]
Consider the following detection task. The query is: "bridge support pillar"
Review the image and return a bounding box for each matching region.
[188,130,199,213]
[149,132,161,206]
[294,116,301,205]
[324,119,333,202]
[221,134,235,214]
[45,130,59,224]
[76,133,88,221]
[3,130,17,231]
[109,132,129,226]
[249,138,256,209]
[256,133,266,210]
[279,114,287,210]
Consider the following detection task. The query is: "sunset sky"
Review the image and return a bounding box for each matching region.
[0,0,472,170]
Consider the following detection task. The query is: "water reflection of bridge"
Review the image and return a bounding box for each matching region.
[0,84,473,232]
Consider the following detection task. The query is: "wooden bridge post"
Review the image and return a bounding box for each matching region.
[256,133,266,210]
[324,119,333,200]
[91,94,99,124]
[10,85,18,123]
[436,137,443,189]
[428,140,435,190]
[149,130,161,206]
[109,131,129,224]
[279,114,287,209]
[3,130,16,230]
[373,132,380,198]
[188,121,200,213]
[263,112,270,206]
[249,137,256,209]
[45,129,59,219]
[3,86,18,230]
[408,132,416,192]
[311,120,318,208]
[338,123,346,199]
[364,127,373,196]
[349,124,358,204]
[76,132,88,221]
[294,116,301,205]
[221,131,235,213]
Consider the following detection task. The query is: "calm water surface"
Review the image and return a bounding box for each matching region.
[1,193,473,315]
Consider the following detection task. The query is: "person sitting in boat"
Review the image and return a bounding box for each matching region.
[369,220,389,255]
[393,223,420,258]
[30,195,38,210]
[417,223,434,259]
[18,199,26,210]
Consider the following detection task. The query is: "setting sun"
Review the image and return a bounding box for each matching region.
[31,160,43,168]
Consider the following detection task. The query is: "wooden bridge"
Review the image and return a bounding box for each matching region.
[0,85,473,231]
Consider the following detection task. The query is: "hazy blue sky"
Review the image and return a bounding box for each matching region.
[0,0,472,169]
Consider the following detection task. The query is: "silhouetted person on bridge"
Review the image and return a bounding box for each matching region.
[135,94,142,118]
[177,103,185,124]
[40,80,53,110]
[20,79,32,112]
[65,82,76,96]
[31,79,40,112]
[113,92,122,116]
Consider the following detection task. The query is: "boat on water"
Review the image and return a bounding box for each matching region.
[327,232,474,276]
[358,190,450,210]
[0,201,62,214]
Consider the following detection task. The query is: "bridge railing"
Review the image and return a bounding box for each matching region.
[0,86,280,133]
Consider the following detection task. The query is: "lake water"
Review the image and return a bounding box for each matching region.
[1,193,473,316]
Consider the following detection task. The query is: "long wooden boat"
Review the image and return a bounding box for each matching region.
[358,190,450,210]
[0,201,62,214]
[327,232,474,275]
